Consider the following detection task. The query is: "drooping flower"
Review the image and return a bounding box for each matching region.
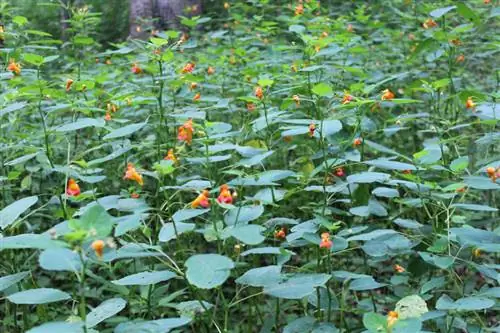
[190,82,198,90]
[164,149,178,164]
[104,112,112,121]
[91,240,105,258]
[274,228,286,240]
[353,137,363,146]
[105,58,112,65]
[346,23,354,32]
[123,163,144,186]
[246,102,255,112]
[66,178,81,196]
[7,60,21,75]
[422,18,438,29]
[181,62,195,73]
[381,89,395,100]
[193,92,201,101]
[217,184,233,204]
[207,66,215,75]
[456,54,465,62]
[292,95,300,106]
[224,2,230,9]
[294,4,304,15]
[335,167,345,177]
[393,264,405,273]
[465,96,475,109]
[107,103,118,113]
[486,166,497,182]
[177,118,194,145]
[255,86,264,100]
[192,190,210,208]
[321,31,328,38]
[131,63,142,74]
[387,311,399,328]
[342,92,353,104]
[309,123,316,137]
[65,79,74,92]
[319,232,332,249]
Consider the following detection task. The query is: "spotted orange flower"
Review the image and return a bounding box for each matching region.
[65,79,74,92]
[7,60,21,75]
[381,89,395,100]
[181,62,195,73]
[164,149,178,164]
[353,137,363,146]
[104,112,112,121]
[123,163,144,186]
[255,86,264,100]
[246,102,255,112]
[192,190,210,208]
[308,123,316,137]
[292,94,300,106]
[465,97,475,109]
[393,264,405,273]
[274,228,286,240]
[319,232,332,249]
[456,54,465,62]
[217,184,233,204]
[294,4,304,15]
[207,66,215,75]
[131,63,142,74]
[335,167,345,177]
[66,178,81,196]
[91,240,105,258]
[422,18,438,29]
[387,311,399,327]
[342,92,353,104]
[190,82,198,90]
[177,118,194,145]
[193,92,201,101]
[486,167,496,177]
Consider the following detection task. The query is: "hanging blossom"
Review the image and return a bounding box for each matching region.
[319,232,333,249]
[274,228,286,240]
[66,79,74,92]
[7,59,21,75]
[131,63,142,74]
[91,240,105,258]
[164,149,178,164]
[181,62,195,73]
[66,178,81,196]
[465,97,475,109]
[177,118,194,145]
[217,184,233,204]
[309,123,316,137]
[123,163,144,186]
[255,86,263,99]
[381,89,395,100]
[192,190,210,209]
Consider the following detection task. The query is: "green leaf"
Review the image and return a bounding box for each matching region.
[420,277,446,294]
[362,312,387,332]
[263,274,330,299]
[26,322,85,333]
[112,270,176,286]
[391,318,422,333]
[235,265,282,287]
[395,295,428,319]
[450,156,469,172]
[258,78,274,87]
[429,6,456,18]
[86,298,127,328]
[463,176,500,190]
[349,277,386,291]
[114,317,191,333]
[185,254,234,289]
[172,209,209,223]
[0,271,30,292]
[456,3,479,25]
[7,288,71,304]
[68,204,114,237]
[103,122,146,140]
[224,205,264,226]
[4,152,39,166]
[159,222,195,242]
[365,159,416,171]
[23,53,44,66]
[418,252,455,269]
[283,317,315,333]
[39,248,81,272]
[454,297,495,311]
[0,196,38,229]
[0,234,65,251]
[13,16,28,26]
[0,102,28,117]
[54,118,105,132]
[347,172,390,184]
[451,203,498,212]
[227,225,266,245]
[312,83,333,97]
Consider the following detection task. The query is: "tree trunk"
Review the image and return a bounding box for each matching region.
[155,0,201,30]
[129,0,154,39]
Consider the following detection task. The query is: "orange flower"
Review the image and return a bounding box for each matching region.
[402,169,412,175]
[224,2,230,9]
[319,232,332,249]
[192,190,210,208]
[123,163,144,186]
[217,184,233,204]
[274,228,286,240]
[450,39,462,46]
[283,135,292,143]
[131,192,140,199]
[246,102,255,112]
[65,79,74,92]
[294,4,304,15]
[393,264,405,273]
[321,31,328,38]
[207,66,215,75]
[465,97,475,109]
[353,137,363,146]
[107,103,118,113]
[292,94,300,106]
[255,86,264,100]
[7,60,21,75]
[381,89,395,100]
[181,62,195,73]
[484,0,491,3]
[335,167,345,177]
[131,63,142,74]
[456,54,465,62]
[91,240,105,258]
[342,92,353,104]
[422,18,438,29]
[190,82,198,90]
[308,123,316,137]
[387,311,399,327]
[346,23,354,32]
[66,178,81,196]
[104,112,112,121]
[193,92,201,101]
[456,186,466,193]
[164,148,178,164]
[486,167,496,177]
[105,59,112,65]
[177,118,194,145]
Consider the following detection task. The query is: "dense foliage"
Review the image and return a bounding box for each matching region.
[0,1,499,332]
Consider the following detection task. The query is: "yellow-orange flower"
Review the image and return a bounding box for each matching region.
[465,96,475,109]
[353,137,363,146]
[255,86,263,100]
[246,102,255,112]
[393,264,405,273]
[207,66,215,75]
[181,62,195,73]
[321,31,328,38]
[387,311,399,327]
[291,64,298,72]
[347,23,354,32]
[131,63,142,74]
[473,248,481,257]
[308,123,316,137]
[164,149,178,164]
[294,4,304,15]
[190,82,198,90]
[319,232,332,249]
[91,240,105,258]
[192,190,210,208]
[65,79,74,92]
[274,228,286,240]
[217,184,233,204]
[422,18,438,29]
[107,103,118,113]
[342,92,353,104]
[7,60,21,75]
[381,89,395,100]
[292,95,300,106]
[105,59,112,65]
[104,112,112,121]
[123,163,144,186]
[456,54,465,62]
[66,178,81,196]
[193,92,201,101]
[177,118,194,145]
